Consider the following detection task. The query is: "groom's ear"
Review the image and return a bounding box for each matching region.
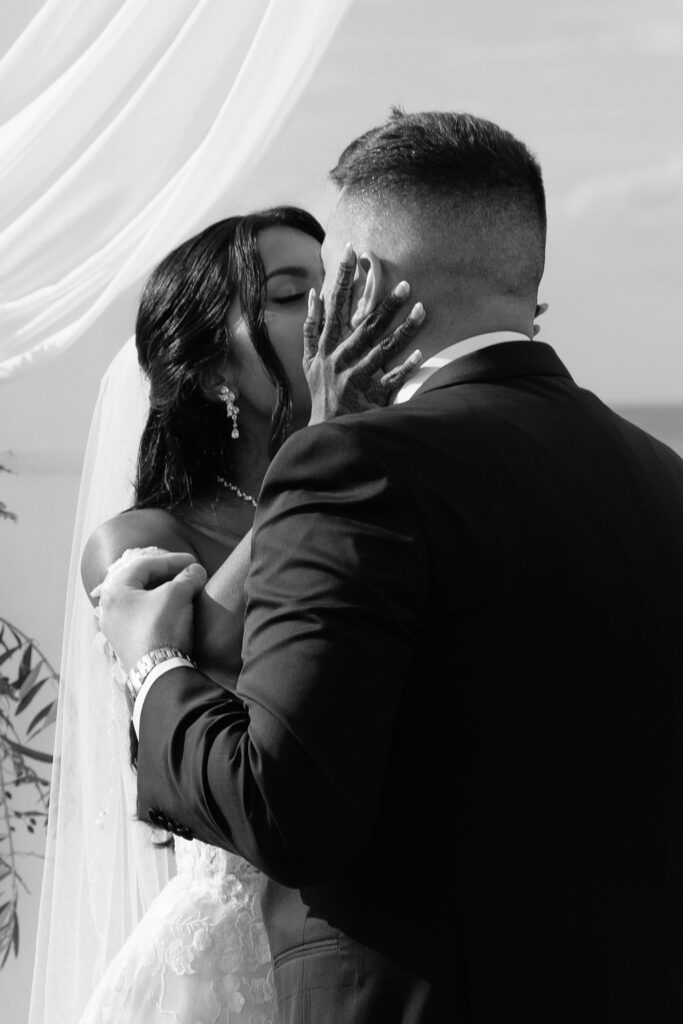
[350,251,384,328]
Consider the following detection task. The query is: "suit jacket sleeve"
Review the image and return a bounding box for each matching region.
[136,420,429,886]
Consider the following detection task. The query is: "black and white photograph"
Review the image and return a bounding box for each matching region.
[1,1,682,1021]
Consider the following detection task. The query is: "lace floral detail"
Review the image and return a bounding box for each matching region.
[79,838,278,1022]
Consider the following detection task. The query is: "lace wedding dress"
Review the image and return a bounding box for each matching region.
[79,838,277,1024]
[79,549,278,1024]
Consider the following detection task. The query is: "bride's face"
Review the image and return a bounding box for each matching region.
[225,225,323,424]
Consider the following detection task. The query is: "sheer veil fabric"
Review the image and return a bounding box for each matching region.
[22,2,353,1020]
[28,339,164,1024]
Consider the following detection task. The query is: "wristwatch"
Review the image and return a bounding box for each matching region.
[125,646,196,714]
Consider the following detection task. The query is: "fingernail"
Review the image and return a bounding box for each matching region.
[394,281,410,299]
[410,302,425,321]
[410,349,423,365]
[343,242,355,262]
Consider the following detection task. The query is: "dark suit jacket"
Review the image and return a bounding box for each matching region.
[137,342,683,1023]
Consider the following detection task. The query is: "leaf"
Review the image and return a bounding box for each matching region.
[27,700,58,738]
[4,739,53,764]
[16,664,42,701]
[17,644,33,685]
[11,915,19,956]
[0,645,21,668]
[15,675,47,715]
[0,903,13,935]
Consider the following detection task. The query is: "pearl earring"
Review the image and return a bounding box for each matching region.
[218,384,240,439]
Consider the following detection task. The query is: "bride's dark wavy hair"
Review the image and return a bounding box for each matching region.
[133,206,324,510]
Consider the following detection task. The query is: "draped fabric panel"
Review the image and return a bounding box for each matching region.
[0,0,353,379]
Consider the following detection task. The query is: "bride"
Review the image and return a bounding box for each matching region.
[29,204,425,1024]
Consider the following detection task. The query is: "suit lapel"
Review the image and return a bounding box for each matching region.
[414,341,573,398]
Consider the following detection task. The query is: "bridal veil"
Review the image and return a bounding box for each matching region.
[27,339,172,1024]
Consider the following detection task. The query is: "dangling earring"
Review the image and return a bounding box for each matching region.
[218,384,240,439]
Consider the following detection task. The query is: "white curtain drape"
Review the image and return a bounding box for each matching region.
[0,0,353,380]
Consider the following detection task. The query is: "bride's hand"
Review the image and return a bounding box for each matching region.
[304,244,426,424]
[533,302,549,337]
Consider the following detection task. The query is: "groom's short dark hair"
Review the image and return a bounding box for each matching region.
[330,108,546,242]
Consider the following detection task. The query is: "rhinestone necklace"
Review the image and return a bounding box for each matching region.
[216,474,257,508]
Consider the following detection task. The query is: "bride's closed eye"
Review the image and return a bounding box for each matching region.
[271,291,307,306]
[265,264,321,309]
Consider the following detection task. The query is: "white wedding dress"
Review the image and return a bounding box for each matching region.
[79,549,279,1024]
[79,838,277,1024]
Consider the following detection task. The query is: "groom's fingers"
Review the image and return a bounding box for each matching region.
[102,552,199,599]
[320,244,356,354]
[160,562,208,602]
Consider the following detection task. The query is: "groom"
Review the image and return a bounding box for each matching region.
[100,110,683,1021]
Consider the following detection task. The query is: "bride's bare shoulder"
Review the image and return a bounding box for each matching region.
[81,508,198,605]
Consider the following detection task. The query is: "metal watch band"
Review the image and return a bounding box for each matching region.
[125,646,196,713]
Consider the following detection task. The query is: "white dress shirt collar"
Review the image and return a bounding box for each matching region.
[392,331,532,405]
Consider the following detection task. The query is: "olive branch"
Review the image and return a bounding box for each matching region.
[0,466,59,968]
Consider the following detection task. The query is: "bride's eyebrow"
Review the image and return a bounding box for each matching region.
[265,266,310,281]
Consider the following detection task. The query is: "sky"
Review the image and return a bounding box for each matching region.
[0,0,681,608]
[1,0,681,471]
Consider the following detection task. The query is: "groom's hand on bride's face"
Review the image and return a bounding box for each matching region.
[97,552,207,673]
[304,244,426,423]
